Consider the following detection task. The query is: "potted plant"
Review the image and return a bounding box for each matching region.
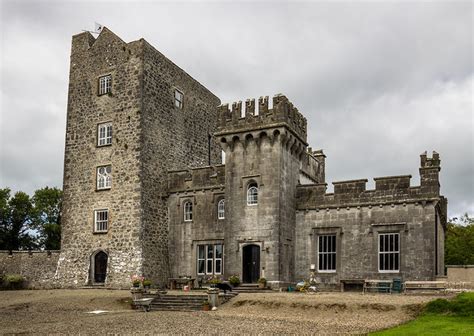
[258,277,267,289]
[143,279,152,289]
[202,300,210,311]
[131,275,144,288]
[208,275,221,287]
[228,275,240,287]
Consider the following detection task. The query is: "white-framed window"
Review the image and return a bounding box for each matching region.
[99,75,112,95]
[217,199,225,219]
[197,244,223,275]
[247,183,258,205]
[378,233,400,272]
[174,89,184,109]
[184,201,193,221]
[94,209,109,232]
[97,165,112,190]
[97,123,112,146]
[318,234,336,272]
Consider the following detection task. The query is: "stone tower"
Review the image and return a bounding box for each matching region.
[56,28,220,288]
[215,94,314,285]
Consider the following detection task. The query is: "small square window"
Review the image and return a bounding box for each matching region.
[174,89,184,109]
[97,165,112,190]
[94,209,109,232]
[97,123,112,146]
[99,75,112,95]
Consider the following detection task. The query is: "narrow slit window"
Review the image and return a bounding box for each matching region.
[247,183,258,205]
[174,89,184,109]
[217,199,225,219]
[184,201,193,221]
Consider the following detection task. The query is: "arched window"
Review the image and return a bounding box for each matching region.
[217,199,225,219]
[247,183,258,205]
[184,201,193,221]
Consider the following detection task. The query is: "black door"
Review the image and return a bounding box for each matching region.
[242,245,260,283]
[94,251,108,283]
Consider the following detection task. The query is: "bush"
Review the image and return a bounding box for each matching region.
[3,274,25,290]
[228,275,240,287]
[258,277,266,284]
[142,279,152,287]
[425,292,474,317]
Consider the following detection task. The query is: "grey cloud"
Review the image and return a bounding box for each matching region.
[0,1,472,218]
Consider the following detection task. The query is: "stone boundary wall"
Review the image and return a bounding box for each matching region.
[0,251,60,289]
[447,265,474,288]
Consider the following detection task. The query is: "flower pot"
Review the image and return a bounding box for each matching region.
[202,305,210,311]
[258,282,266,289]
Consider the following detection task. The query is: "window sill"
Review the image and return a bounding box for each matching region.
[378,270,400,273]
[96,188,111,192]
[93,231,108,234]
[318,271,337,274]
[96,144,112,148]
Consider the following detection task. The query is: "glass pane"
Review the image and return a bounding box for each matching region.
[207,245,213,259]
[198,260,205,274]
[395,253,399,270]
[215,260,221,274]
[207,260,213,274]
[215,244,222,258]
[379,254,384,270]
[318,253,323,270]
[198,245,205,259]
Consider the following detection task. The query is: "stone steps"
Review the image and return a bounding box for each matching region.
[232,284,273,293]
[149,293,237,311]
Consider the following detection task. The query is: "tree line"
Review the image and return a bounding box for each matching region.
[0,186,473,266]
[0,187,62,250]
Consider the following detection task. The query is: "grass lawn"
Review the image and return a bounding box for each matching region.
[372,292,474,336]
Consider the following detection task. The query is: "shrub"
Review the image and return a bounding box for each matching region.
[142,279,152,287]
[425,292,474,317]
[228,275,240,287]
[3,274,25,290]
[258,277,267,284]
[207,275,222,284]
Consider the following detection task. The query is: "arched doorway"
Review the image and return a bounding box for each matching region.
[242,244,260,283]
[93,251,108,283]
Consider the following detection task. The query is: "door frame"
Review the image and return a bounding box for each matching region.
[242,243,261,283]
[90,249,108,285]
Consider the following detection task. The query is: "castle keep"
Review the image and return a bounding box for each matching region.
[56,28,447,289]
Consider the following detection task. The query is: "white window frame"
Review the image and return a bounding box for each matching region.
[318,234,337,273]
[99,75,112,95]
[96,165,112,190]
[197,244,223,275]
[174,89,184,109]
[184,201,193,222]
[97,123,112,146]
[94,209,109,233]
[247,183,258,205]
[217,199,225,219]
[378,233,400,273]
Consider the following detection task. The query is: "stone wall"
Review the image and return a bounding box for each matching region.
[168,166,226,279]
[58,28,144,288]
[140,40,221,286]
[58,27,221,288]
[294,152,447,286]
[0,251,60,289]
[447,266,474,288]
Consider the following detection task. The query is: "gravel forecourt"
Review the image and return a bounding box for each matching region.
[0,289,448,335]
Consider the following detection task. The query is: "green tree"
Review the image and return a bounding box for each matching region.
[31,187,62,250]
[0,189,36,250]
[445,214,474,265]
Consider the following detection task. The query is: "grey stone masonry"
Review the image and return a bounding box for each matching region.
[295,151,447,287]
[57,27,220,288]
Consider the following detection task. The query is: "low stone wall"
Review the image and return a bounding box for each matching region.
[447,265,474,289]
[0,250,60,289]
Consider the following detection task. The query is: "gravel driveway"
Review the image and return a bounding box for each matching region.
[0,289,447,335]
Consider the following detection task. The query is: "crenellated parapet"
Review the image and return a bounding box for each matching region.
[216,94,308,144]
[297,151,443,209]
[168,165,226,193]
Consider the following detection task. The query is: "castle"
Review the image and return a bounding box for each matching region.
[55,28,447,289]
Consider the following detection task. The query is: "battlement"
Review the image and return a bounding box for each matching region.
[216,94,307,142]
[296,152,443,209]
[168,165,226,192]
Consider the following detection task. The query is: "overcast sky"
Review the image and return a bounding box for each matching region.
[0,1,472,218]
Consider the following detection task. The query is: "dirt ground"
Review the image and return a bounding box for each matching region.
[0,289,448,335]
